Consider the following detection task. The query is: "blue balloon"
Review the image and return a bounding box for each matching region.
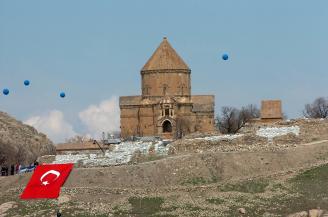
[24,80,30,86]
[222,53,229,60]
[3,88,9,95]
[60,92,66,98]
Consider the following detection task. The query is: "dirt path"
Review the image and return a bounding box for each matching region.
[300,139,328,146]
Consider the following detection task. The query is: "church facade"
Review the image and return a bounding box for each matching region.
[119,37,215,139]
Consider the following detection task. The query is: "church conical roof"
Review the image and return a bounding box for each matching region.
[141,37,190,71]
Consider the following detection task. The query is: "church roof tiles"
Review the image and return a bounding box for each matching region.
[141,37,190,71]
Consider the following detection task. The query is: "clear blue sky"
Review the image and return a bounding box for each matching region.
[0,1,327,141]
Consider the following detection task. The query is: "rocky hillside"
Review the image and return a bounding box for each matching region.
[2,141,328,216]
[1,119,328,216]
[0,111,55,165]
[171,118,328,154]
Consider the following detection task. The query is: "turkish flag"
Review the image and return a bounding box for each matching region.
[20,163,73,199]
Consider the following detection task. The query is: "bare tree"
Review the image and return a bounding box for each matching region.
[303,97,328,118]
[65,135,87,143]
[216,104,259,134]
[0,142,16,165]
[240,104,260,121]
[16,146,26,164]
[0,144,6,165]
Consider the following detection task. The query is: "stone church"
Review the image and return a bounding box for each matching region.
[119,37,215,139]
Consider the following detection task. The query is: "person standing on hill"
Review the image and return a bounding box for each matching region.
[2,166,8,176]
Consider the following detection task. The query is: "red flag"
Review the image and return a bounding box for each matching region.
[20,163,73,199]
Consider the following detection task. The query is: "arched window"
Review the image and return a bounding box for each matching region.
[162,120,172,133]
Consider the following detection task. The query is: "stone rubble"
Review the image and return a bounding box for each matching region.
[0,201,17,216]
[52,140,170,167]
[189,134,244,141]
[256,126,300,140]
[238,207,246,214]
[287,209,326,217]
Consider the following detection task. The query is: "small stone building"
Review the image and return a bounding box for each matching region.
[119,37,215,139]
[260,100,283,122]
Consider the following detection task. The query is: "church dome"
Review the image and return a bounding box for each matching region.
[141,37,191,97]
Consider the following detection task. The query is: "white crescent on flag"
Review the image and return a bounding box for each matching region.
[40,170,60,186]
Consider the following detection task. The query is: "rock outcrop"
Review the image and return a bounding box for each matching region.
[287,209,327,217]
[0,111,55,165]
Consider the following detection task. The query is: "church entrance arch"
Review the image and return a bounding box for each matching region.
[162,120,172,133]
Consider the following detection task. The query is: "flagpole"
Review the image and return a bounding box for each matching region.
[56,198,61,217]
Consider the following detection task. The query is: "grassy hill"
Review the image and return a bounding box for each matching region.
[1,140,328,216]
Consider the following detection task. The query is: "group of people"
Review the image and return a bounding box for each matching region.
[0,161,39,176]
